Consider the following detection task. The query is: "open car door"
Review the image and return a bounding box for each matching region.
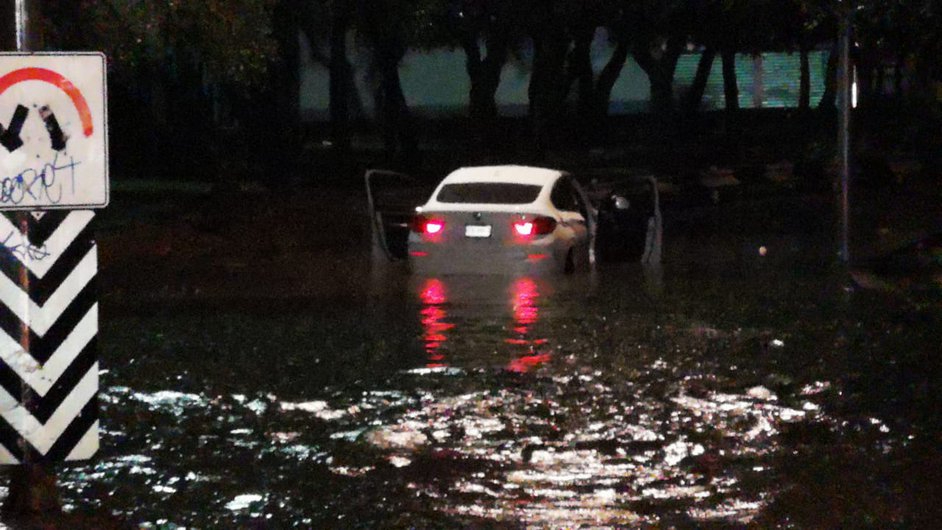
[584,173,662,264]
[364,169,431,263]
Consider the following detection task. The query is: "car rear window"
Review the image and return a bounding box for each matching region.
[435,183,542,204]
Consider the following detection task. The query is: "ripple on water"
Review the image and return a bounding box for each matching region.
[309,367,832,527]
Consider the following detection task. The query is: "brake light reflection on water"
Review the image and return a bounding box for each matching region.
[506,277,551,373]
[419,278,453,367]
[417,277,550,372]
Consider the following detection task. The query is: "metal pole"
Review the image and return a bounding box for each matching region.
[14,0,25,52]
[837,5,851,264]
[4,0,61,515]
[14,3,32,477]
[13,0,33,492]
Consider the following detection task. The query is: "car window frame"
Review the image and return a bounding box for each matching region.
[550,176,580,213]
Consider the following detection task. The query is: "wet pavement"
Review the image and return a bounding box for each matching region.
[14,185,942,528]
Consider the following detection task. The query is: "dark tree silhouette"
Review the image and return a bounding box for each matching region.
[355,0,419,168]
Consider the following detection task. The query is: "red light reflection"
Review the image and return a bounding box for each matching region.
[419,278,453,367]
[506,277,551,373]
[510,277,539,327]
[417,277,551,373]
[508,353,552,373]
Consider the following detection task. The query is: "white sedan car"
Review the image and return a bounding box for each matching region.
[407,166,596,275]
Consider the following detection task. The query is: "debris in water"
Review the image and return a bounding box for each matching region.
[388,455,412,468]
[364,423,429,450]
[270,431,300,443]
[131,390,207,415]
[226,493,264,511]
[800,381,832,395]
[747,386,775,401]
[244,398,268,415]
[405,366,465,376]
[688,498,763,523]
[280,400,348,420]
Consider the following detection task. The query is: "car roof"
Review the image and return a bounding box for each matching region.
[440,165,566,187]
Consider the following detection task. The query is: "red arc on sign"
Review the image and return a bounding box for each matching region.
[0,67,94,137]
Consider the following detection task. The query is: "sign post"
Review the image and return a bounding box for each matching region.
[0,51,107,514]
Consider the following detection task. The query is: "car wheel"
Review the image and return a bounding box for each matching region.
[564,249,575,274]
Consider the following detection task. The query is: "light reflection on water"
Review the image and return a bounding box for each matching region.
[418,278,452,367]
[307,273,832,526]
[315,361,825,527]
[55,262,932,528]
[506,277,552,373]
[416,275,555,373]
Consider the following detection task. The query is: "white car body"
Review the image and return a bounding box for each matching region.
[408,165,596,275]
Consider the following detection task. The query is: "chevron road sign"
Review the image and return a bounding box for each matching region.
[0,53,107,466]
[0,211,98,463]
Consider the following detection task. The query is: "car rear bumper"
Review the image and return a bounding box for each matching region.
[408,240,563,275]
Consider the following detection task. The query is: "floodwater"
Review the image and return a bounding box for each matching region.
[63,262,941,527]
[45,192,942,527]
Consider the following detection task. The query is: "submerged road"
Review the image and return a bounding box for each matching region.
[15,182,942,527]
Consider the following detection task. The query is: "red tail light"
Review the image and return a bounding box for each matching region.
[514,216,556,237]
[412,214,445,235]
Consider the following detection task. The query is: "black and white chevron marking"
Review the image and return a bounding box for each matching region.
[0,211,98,464]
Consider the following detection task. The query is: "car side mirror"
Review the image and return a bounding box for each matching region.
[612,195,630,210]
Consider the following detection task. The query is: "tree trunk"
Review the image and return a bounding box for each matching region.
[373,43,417,166]
[528,29,569,152]
[684,47,716,115]
[358,0,417,167]
[463,37,487,119]
[267,0,301,181]
[721,49,739,112]
[596,40,629,112]
[329,7,351,151]
[463,32,508,148]
[569,27,595,119]
[633,37,683,115]
[799,44,811,110]
[594,39,630,123]
[566,27,597,146]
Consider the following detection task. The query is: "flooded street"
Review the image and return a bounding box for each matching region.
[23,187,938,528]
[64,240,942,526]
[12,3,942,526]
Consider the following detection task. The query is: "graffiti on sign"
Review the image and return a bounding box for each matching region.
[1,228,50,261]
[0,54,108,211]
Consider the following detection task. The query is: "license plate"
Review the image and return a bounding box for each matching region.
[464,224,492,238]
